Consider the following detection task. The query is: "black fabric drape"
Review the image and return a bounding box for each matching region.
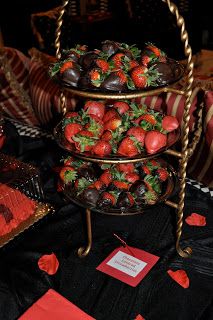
[1,120,213,320]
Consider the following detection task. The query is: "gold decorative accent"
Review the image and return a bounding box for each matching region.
[0,48,35,119]
[162,0,194,258]
[0,202,54,248]
[78,208,92,257]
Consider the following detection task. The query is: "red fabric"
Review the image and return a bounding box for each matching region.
[0,47,40,126]
[0,135,5,149]
[185,213,206,226]
[135,314,145,320]
[38,253,59,275]
[18,289,95,319]
[167,269,190,288]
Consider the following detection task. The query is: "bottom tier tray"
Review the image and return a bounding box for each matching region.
[63,165,177,216]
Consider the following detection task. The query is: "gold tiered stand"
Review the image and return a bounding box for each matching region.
[54,0,203,258]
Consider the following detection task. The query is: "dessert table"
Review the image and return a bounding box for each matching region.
[0,119,213,320]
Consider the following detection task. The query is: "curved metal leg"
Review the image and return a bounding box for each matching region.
[78,208,92,258]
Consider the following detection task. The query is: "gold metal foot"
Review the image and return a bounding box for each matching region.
[176,242,192,258]
[78,208,92,258]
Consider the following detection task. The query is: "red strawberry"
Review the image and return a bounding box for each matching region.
[118,137,142,157]
[84,100,105,119]
[64,123,83,143]
[135,114,157,129]
[101,130,113,141]
[162,115,179,132]
[111,53,125,68]
[104,117,122,131]
[124,173,140,183]
[63,156,74,166]
[92,140,112,157]
[60,61,74,73]
[127,127,146,145]
[73,130,96,152]
[89,180,105,191]
[100,170,113,186]
[141,55,152,66]
[142,165,151,175]
[112,181,129,190]
[115,70,127,84]
[156,168,168,181]
[96,59,110,72]
[131,66,148,88]
[116,163,135,173]
[89,69,103,87]
[64,111,79,119]
[103,109,119,123]
[113,101,130,114]
[59,166,77,184]
[129,60,139,70]
[146,43,161,57]
[144,131,167,154]
[85,116,104,137]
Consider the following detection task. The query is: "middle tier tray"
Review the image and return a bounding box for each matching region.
[54,120,180,163]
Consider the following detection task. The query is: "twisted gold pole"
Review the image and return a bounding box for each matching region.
[162,0,193,258]
[55,0,70,115]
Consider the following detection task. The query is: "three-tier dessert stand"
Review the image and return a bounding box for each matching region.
[54,0,204,258]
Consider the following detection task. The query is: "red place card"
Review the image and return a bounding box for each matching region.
[96,246,159,287]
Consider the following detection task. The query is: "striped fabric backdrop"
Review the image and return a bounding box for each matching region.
[0,47,39,126]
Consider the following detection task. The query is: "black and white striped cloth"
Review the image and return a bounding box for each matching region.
[9,118,213,198]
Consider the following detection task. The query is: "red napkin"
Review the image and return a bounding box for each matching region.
[185,213,206,226]
[167,269,189,288]
[135,314,145,320]
[18,289,95,319]
[38,253,59,275]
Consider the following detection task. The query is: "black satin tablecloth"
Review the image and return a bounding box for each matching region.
[1,120,213,320]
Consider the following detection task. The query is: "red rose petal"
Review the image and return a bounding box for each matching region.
[185,213,206,226]
[135,315,145,320]
[167,269,189,288]
[38,253,59,275]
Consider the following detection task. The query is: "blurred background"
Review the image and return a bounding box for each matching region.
[0,0,212,60]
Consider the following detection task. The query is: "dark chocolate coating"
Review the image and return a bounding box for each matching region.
[81,188,100,206]
[60,67,81,87]
[100,73,127,92]
[116,192,132,210]
[77,166,97,182]
[101,40,119,57]
[79,52,99,69]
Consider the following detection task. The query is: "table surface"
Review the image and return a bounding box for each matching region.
[0,120,213,320]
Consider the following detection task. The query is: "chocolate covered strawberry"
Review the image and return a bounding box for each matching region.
[117,192,135,210]
[64,123,83,143]
[109,180,129,191]
[59,60,81,87]
[144,130,167,154]
[162,115,179,132]
[81,187,100,206]
[84,100,105,119]
[97,191,117,208]
[124,173,140,184]
[101,70,127,91]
